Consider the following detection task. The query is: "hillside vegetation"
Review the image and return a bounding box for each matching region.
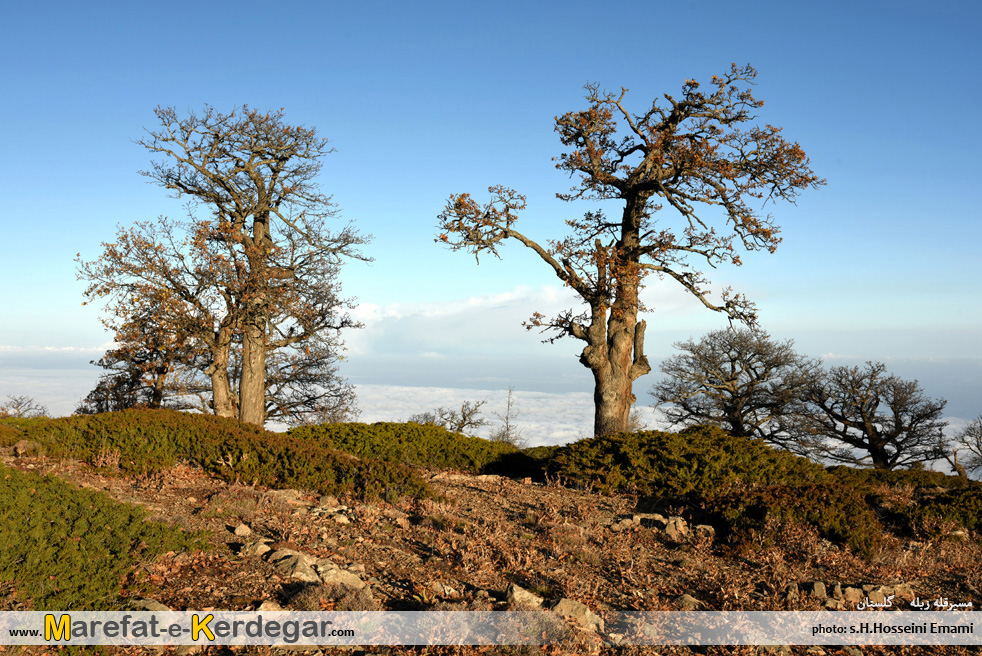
[1,409,979,641]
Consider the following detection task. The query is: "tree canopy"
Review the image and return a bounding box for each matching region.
[78,106,368,426]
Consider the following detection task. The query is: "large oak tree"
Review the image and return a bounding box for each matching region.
[78,106,368,426]
[438,65,823,436]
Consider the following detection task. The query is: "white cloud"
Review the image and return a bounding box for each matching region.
[0,344,111,353]
[351,383,674,447]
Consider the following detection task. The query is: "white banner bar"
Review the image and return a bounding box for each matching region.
[0,611,978,646]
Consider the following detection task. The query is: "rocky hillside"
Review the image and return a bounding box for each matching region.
[1,416,980,656]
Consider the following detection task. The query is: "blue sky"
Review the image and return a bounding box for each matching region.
[1,0,979,444]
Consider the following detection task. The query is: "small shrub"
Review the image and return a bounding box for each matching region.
[547,425,828,498]
[0,416,52,447]
[900,486,982,535]
[289,421,519,473]
[827,465,974,490]
[0,462,203,610]
[20,409,433,501]
[710,483,883,559]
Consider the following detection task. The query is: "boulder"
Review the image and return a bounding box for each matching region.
[506,583,544,609]
[663,517,689,540]
[242,539,273,557]
[549,598,603,632]
[315,562,367,590]
[268,549,320,583]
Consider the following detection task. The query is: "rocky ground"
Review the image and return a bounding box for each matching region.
[1,447,980,656]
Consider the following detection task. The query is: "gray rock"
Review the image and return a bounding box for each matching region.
[258,599,283,611]
[268,549,321,583]
[315,563,367,590]
[611,518,635,532]
[233,523,252,537]
[805,581,827,600]
[675,594,705,610]
[633,513,667,528]
[842,587,864,605]
[549,598,604,632]
[506,583,544,608]
[333,514,351,525]
[127,598,171,612]
[663,517,689,540]
[242,539,273,557]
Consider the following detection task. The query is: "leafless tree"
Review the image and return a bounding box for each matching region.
[651,328,820,448]
[489,387,528,447]
[788,361,948,469]
[409,400,490,434]
[0,395,49,419]
[949,415,982,477]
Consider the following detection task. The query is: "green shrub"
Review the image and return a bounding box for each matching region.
[0,462,203,610]
[20,409,433,501]
[900,486,982,534]
[710,483,883,559]
[0,422,22,447]
[547,426,828,498]
[288,421,519,473]
[827,465,974,490]
[0,416,53,447]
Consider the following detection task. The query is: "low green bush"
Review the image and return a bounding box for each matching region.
[710,483,884,559]
[900,486,982,534]
[547,426,828,498]
[827,465,974,490]
[0,416,53,447]
[0,423,22,447]
[288,421,519,473]
[20,409,433,501]
[0,462,203,610]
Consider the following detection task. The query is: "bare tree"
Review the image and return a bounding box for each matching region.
[489,387,528,447]
[437,65,823,437]
[950,415,982,477]
[409,400,489,434]
[651,328,820,448]
[0,395,49,419]
[789,361,948,469]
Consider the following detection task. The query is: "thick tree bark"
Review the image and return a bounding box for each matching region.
[207,356,237,418]
[239,317,267,426]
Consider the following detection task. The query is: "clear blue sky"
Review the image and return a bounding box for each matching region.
[1,0,979,438]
